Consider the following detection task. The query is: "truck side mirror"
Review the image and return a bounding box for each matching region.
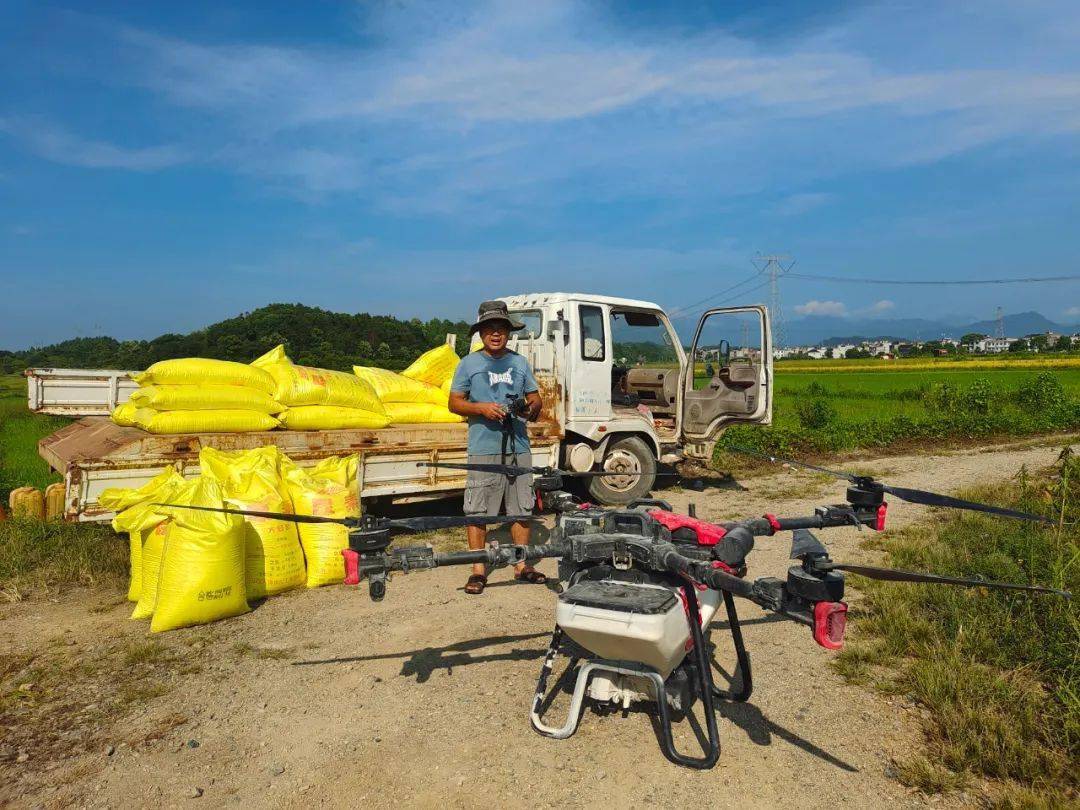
[548,318,570,345]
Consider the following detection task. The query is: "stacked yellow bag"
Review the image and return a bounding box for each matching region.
[279,454,359,588]
[352,366,449,406]
[355,345,463,424]
[147,476,249,633]
[199,446,306,599]
[101,467,187,602]
[383,402,464,423]
[253,345,389,430]
[116,358,282,433]
[402,344,460,388]
[111,401,139,427]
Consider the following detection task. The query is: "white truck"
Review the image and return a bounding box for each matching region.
[29,293,772,521]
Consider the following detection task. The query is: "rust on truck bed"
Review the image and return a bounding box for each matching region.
[40,417,562,472]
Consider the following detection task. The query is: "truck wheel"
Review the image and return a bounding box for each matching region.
[587,436,657,505]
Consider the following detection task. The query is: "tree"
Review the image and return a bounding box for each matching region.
[1009,339,1028,353]
[961,332,987,345]
[1054,335,1073,352]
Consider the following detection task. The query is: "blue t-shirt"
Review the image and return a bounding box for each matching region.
[450,349,539,455]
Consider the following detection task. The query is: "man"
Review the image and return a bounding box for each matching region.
[449,300,544,595]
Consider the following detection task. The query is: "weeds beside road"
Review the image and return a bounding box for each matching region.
[836,451,1079,807]
[723,370,1080,457]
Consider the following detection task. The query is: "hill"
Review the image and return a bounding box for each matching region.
[785,311,1078,346]
[0,304,472,374]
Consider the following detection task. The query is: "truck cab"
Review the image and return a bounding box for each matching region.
[499,293,773,503]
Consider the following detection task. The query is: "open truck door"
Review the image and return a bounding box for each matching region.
[678,306,772,457]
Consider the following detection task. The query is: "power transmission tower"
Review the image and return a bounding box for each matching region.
[995,307,1005,339]
[751,253,795,348]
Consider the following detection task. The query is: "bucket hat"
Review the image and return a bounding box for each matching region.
[468,300,526,336]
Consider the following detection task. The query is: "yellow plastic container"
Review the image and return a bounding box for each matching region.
[10,487,45,520]
[45,483,66,520]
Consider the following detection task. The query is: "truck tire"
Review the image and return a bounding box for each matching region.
[587,436,657,505]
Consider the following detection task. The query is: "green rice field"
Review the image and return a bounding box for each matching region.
[0,375,66,502]
[772,366,1080,428]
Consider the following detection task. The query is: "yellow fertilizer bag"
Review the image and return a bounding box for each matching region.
[113,500,177,603]
[252,345,385,412]
[309,455,359,488]
[402,344,460,388]
[150,477,249,633]
[130,476,205,620]
[129,385,283,414]
[131,519,170,619]
[199,447,305,599]
[133,408,280,434]
[352,366,449,406]
[99,466,186,513]
[133,358,276,394]
[277,406,389,431]
[384,402,464,424]
[105,468,187,603]
[282,464,358,588]
[111,401,139,427]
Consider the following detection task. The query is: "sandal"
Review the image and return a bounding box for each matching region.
[464,574,487,595]
[515,568,547,585]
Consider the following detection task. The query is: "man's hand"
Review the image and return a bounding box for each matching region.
[476,402,507,421]
[449,392,508,421]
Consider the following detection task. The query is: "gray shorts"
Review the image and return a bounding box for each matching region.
[463,453,535,517]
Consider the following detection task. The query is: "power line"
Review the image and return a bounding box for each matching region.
[670,271,762,317]
[671,278,772,322]
[787,272,1080,286]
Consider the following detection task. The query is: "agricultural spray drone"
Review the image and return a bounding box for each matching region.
[158,449,1069,770]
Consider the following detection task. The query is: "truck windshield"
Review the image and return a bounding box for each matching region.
[611,311,679,367]
[510,310,543,339]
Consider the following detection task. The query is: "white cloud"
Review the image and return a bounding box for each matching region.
[13,0,1080,206]
[1064,306,1080,318]
[794,300,847,317]
[869,299,895,313]
[774,192,833,216]
[0,117,186,171]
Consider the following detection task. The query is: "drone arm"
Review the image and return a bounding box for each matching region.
[738,507,880,537]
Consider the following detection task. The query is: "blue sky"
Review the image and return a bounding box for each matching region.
[1,0,1079,348]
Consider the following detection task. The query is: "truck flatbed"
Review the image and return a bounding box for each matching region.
[42,417,561,522]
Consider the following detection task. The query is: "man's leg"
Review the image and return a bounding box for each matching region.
[505,453,544,579]
[467,525,487,578]
[510,519,533,576]
[463,456,499,591]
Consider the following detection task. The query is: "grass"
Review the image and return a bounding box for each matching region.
[0,518,128,601]
[833,451,1080,805]
[720,369,1080,458]
[0,374,67,503]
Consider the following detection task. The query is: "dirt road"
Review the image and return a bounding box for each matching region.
[2,438,1070,809]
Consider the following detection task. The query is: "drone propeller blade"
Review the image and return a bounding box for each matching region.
[151,503,357,526]
[722,445,854,481]
[417,461,670,479]
[879,485,1050,524]
[790,529,828,559]
[418,461,533,475]
[724,445,1050,523]
[826,562,1070,597]
[383,514,536,531]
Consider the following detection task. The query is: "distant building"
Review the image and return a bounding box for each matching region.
[831,344,855,359]
[975,337,1013,353]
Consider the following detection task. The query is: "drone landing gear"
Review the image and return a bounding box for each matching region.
[528,585,724,770]
[712,590,753,702]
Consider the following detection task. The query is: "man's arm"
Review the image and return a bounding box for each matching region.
[520,358,543,421]
[449,391,507,421]
[524,390,542,421]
